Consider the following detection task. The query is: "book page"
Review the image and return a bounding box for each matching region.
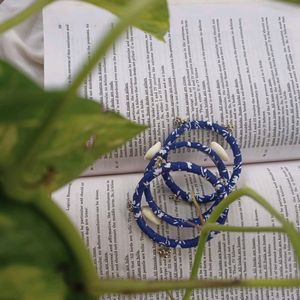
[52,160,300,299]
[44,2,300,175]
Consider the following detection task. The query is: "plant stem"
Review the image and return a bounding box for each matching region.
[208,188,300,265]
[18,0,161,169]
[191,192,206,225]
[183,187,300,300]
[204,224,285,233]
[208,188,288,225]
[68,0,161,96]
[184,233,208,298]
[32,193,99,294]
[0,0,52,33]
[90,278,300,295]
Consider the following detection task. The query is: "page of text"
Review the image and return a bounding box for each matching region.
[53,160,300,299]
[44,2,300,175]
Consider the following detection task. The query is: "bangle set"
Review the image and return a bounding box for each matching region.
[132,120,242,248]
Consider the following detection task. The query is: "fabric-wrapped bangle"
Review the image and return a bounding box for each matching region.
[132,119,242,248]
[146,140,229,203]
[132,161,228,248]
[146,120,242,203]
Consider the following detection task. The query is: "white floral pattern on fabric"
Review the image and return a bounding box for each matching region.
[132,120,242,248]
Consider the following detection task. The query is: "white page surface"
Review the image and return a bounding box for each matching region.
[44,2,300,175]
[53,160,300,299]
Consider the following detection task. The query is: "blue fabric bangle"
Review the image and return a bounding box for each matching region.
[146,120,242,203]
[146,141,230,203]
[132,161,228,248]
[132,120,242,248]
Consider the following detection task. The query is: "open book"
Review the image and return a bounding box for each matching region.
[44,2,300,299]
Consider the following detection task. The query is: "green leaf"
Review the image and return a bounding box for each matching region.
[0,203,67,268]
[0,265,67,300]
[83,0,169,40]
[0,199,96,300]
[0,60,41,91]
[0,60,146,194]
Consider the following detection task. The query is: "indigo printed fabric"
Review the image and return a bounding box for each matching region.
[132,120,242,248]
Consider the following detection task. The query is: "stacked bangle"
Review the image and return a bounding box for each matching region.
[132,120,242,248]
